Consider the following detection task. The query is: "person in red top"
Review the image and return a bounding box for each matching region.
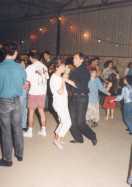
[103,73,118,120]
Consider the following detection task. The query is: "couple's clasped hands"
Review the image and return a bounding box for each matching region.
[62,75,77,88]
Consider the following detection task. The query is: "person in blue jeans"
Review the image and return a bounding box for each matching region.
[19,59,28,130]
[0,43,26,167]
[113,76,132,135]
[20,89,27,129]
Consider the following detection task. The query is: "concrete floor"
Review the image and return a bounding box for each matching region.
[0,109,131,187]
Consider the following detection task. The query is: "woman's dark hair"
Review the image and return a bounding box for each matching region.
[93,56,100,61]
[43,50,51,56]
[104,60,113,68]
[28,50,39,59]
[90,56,100,64]
[54,58,65,70]
[107,73,118,95]
[90,67,97,72]
[65,56,73,65]
[3,42,18,56]
[40,50,51,64]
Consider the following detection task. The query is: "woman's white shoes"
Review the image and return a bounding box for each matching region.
[53,140,63,150]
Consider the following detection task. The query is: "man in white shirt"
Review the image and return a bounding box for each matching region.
[24,51,49,138]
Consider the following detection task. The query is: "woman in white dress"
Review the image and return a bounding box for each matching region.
[50,60,75,149]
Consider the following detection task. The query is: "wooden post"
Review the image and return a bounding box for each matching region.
[56,16,61,57]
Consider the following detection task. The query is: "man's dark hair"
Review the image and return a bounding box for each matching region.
[91,56,100,61]
[28,51,39,59]
[3,42,18,56]
[0,48,6,62]
[43,50,51,56]
[74,52,85,60]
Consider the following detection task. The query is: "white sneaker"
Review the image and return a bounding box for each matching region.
[61,140,65,145]
[53,140,63,150]
[24,130,32,138]
[38,128,47,137]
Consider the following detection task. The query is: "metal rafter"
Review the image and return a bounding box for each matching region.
[1,0,132,22]
[101,0,109,5]
[75,0,87,8]
[63,0,132,13]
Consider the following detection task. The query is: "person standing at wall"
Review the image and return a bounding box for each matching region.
[0,42,26,167]
[24,51,49,138]
[69,52,97,145]
[102,60,115,80]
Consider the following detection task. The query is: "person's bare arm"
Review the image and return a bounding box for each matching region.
[65,79,76,88]
[57,79,65,95]
[63,74,77,88]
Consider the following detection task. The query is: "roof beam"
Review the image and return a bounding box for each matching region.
[1,0,132,22]
[63,0,132,13]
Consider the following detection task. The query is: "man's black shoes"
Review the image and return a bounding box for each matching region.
[15,155,23,161]
[91,139,97,146]
[70,140,84,144]
[0,156,23,167]
[70,139,97,145]
[16,156,23,161]
[0,159,13,167]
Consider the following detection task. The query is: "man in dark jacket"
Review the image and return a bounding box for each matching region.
[69,52,97,145]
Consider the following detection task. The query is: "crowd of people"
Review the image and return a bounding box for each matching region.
[0,42,132,172]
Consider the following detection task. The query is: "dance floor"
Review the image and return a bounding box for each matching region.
[0,108,131,187]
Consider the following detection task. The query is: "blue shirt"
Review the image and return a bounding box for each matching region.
[116,85,132,103]
[128,69,132,76]
[88,78,108,104]
[0,59,26,98]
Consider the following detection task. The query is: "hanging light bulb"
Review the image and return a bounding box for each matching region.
[50,17,57,24]
[115,44,119,47]
[82,31,91,40]
[20,40,24,44]
[39,27,48,34]
[69,25,77,33]
[39,28,43,32]
[97,39,101,44]
[58,16,65,24]
[30,33,38,42]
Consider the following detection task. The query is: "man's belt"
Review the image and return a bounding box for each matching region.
[72,93,88,96]
[0,96,19,102]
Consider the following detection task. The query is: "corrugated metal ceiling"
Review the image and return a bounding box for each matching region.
[0,0,131,22]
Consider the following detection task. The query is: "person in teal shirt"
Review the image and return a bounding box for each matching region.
[0,59,26,98]
[0,42,26,167]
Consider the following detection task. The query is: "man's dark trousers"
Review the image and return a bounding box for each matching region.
[69,95,96,142]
